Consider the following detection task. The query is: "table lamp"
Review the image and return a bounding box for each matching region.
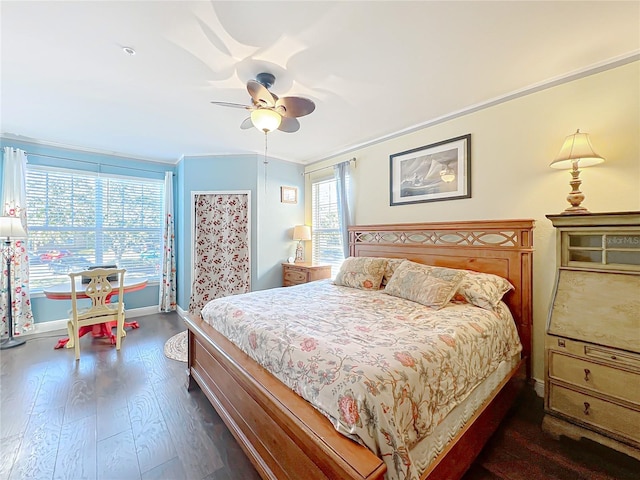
[292,225,311,263]
[0,216,28,349]
[550,129,604,214]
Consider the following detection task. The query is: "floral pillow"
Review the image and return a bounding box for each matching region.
[454,270,514,311]
[381,258,406,287]
[383,260,465,309]
[333,257,388,290]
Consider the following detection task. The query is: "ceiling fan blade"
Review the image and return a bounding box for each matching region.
[210,101,251,110]
[275,96,315,118]
[247,80,275,108]
[240,117,254,129]
[278,116,300,133]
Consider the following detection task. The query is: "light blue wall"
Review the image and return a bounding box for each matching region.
[177,154,257,310]
[175,154,305,310]
[1,139,170,180]
[1,138,305,323]
[0,137,177,324]
[255,157,308,288]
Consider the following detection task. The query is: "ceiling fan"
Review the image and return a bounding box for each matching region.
[211,72,315,133]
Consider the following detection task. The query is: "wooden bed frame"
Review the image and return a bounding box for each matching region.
[184,219,534,480]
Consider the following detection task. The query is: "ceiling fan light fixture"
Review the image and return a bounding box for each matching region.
[211,72,314,134]
[251,108,281,133]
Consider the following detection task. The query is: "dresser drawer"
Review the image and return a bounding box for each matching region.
[548,384,640,443]
[549,351,640,404]
[284,268,307,285]
[584,345,640,371]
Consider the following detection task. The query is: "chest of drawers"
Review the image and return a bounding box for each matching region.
[543,212,640,460]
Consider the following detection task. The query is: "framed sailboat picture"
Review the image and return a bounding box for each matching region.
[390,134,471,206]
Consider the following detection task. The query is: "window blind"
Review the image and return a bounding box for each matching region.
[311,178,345,275]
[25,165,164,290]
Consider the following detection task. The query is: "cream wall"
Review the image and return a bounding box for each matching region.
[304,61,640,384]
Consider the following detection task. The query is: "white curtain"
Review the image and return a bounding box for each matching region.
[1,147,34,336]
[159,171,176,312]
[334,161,354,258]
[189,193,250,316]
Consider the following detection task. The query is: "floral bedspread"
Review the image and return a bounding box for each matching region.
[201,280,522,480]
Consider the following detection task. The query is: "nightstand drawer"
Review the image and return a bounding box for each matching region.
[548,384,640,443]
[282,263,331,287]
[549,352,640,404]
[284,268,307,284]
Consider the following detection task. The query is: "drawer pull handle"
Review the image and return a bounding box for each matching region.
[610,355,617,360]
[583,369,591,381]
[583,402,590,415]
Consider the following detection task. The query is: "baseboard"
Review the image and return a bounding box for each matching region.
[29,305,160,336]
[177,305,188,320]
[126,305,164,319]
[532,377,545,397]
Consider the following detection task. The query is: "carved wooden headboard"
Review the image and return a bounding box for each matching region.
[349,219,535,377]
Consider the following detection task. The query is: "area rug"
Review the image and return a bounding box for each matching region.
[164,330,187,362]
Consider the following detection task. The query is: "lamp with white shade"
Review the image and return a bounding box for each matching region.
[0,216,28,349]
[550,129,605,215]
[292,225,311,263]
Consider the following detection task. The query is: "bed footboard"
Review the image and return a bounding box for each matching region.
[185,314,387,480]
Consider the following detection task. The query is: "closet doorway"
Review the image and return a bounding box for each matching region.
[189,191,251,315]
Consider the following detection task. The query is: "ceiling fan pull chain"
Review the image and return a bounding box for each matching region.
[264,131,269,193]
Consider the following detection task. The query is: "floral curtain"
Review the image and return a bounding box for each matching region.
[1,147,34,336]
[189,192,250,316]
[158,171,176,312]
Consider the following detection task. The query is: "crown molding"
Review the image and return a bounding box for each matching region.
[309,51,640,166]
[0,133,180,166]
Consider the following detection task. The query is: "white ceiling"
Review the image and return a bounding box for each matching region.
[1,1,638,165]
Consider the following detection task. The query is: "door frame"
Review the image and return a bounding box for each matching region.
[190,190,252,300]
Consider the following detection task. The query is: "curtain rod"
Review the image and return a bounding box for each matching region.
[24,152,172,175]
[303,157,356,176]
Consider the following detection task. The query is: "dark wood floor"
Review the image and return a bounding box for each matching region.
[1,312,638,480]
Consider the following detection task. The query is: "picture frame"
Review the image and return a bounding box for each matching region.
[280,186,298,204]
[389,134,471,206]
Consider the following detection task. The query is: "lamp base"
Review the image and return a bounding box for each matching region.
[0,336,26,349]
[561,205,591,215]
[294,242,304,263]
[561,167,591,215]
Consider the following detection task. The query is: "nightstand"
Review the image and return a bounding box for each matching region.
[282,263,331,287]
[543,211,640,460]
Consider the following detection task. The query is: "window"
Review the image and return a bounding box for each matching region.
[26,165,164,291]
[311,178,344,275]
